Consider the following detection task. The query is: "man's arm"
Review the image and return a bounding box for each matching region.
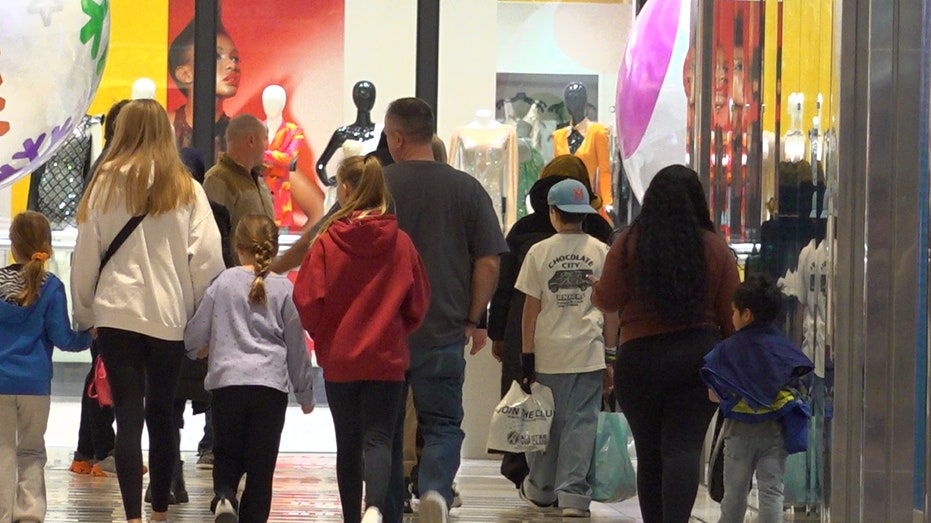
[466,254,499,355]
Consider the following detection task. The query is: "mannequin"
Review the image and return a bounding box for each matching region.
[448,109,519,229]
[551,82,613,221]
[499,93,546,218]
[262,85,305,229]
[131,78,156,100]
[315,81,383,187]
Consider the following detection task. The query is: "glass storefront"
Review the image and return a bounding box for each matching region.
[687,0,837,519]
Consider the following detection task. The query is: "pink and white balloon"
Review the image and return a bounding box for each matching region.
[616,0,691,201]
[0,0,110,189]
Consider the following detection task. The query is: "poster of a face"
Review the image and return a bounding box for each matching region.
[167,0,344,226]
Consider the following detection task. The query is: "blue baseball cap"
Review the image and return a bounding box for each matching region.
[547,179,598,214]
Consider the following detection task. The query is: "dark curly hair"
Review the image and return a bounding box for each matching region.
[623,165,712,325]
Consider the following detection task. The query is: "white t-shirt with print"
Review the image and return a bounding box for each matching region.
[515,232,608,374]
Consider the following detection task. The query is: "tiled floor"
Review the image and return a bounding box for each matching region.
[46,449,728,522]
[39,397,830,522]
[41,400,730,522]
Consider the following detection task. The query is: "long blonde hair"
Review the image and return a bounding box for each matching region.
[235,215,279,306]
[314,156,389,241]
[77,99,195,222]
[9,212,52,306]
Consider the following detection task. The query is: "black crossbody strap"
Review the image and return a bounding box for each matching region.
[100,214,146,272]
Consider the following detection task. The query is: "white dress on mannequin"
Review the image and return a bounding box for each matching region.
[448,110,518,230]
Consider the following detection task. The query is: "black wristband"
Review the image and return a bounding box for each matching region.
[477,310,488,329]
[464,319,479,328]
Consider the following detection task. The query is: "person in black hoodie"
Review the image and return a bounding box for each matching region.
[488,154,613,488]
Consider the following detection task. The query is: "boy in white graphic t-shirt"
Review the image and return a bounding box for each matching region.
[514,178,619,518]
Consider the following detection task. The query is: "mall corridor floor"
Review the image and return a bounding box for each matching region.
[44,449,730,522]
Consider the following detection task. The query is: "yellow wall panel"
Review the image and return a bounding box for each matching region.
[762,0,833,148]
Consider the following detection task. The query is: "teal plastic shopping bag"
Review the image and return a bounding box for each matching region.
[590,411,637,502]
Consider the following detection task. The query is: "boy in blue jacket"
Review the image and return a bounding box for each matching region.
[701,274,813,523]
[0,212,92,522]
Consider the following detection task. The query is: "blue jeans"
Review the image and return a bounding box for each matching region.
[388,342,465,516]
[719,434,787,523]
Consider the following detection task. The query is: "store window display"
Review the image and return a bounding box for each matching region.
[316,81,383,211]
[498,93,546,219]
[262,85,304,230]
[695,0,836,514]
[27,115,103,230]
[167,18,239,159]
[448,109,519,230]
[316,81,382,186]
[552,82,612,222]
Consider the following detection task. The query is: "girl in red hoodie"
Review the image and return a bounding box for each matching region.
[293,155,430,523]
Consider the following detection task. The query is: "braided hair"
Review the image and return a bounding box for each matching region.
[234,214,279,306]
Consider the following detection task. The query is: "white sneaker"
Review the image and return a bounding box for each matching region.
[361,506,383,523]
[214,498,237,523]
[562,507,591,517]
[419,490,448,523]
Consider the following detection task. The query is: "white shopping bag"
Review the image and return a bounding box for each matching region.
[486,381,555,454]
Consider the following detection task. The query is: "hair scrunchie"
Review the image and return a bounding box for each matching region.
[30,252,50,263]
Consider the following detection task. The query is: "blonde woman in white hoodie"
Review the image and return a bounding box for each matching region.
[71,99,225,523]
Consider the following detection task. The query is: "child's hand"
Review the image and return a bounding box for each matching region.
[301,404,315,414]
[196,346,209,359]
[88,327,98,340]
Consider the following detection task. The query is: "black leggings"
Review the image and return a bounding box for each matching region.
[211,386,288,523]
[97,327,184,519]
[614,326,720,523]
[326,380,405,523]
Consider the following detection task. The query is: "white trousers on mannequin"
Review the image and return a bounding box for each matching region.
[0,394,50,523]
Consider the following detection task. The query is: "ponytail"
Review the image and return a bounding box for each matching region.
[314,156,390,242]
[9,212,52,306]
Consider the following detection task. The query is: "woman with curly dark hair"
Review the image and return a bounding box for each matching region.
[592,165,738,523]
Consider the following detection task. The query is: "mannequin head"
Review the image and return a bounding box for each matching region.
[262,85,287,119]
[131,78,156,100]
[168,19,240,100]
[564,82,588,124]
[352,81,376,112]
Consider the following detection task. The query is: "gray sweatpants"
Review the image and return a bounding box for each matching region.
[523,370,602,511]
[0,394,50,523]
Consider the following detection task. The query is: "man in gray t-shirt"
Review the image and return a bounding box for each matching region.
[382,98,507,523]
